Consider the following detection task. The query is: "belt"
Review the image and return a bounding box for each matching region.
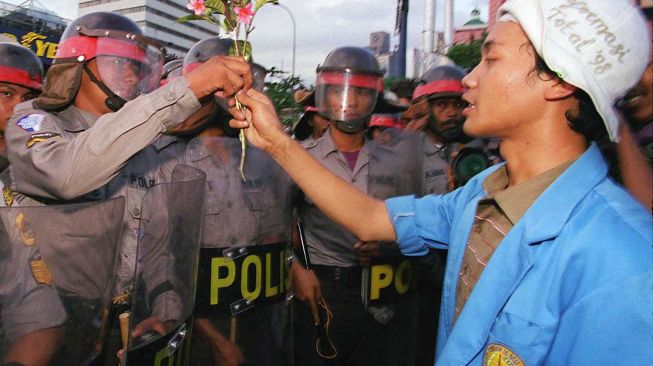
[312,264,362,288]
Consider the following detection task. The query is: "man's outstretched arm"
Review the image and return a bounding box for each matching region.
[230,89,396,242]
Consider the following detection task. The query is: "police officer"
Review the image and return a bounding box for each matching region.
[290,46,417,366]
[4,11,251,365]
[0,42,42,172]
[0,211,65,365]
[0,42,43,206]
[178,36,293,366]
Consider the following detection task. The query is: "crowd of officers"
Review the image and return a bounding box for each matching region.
[0,1,652,365]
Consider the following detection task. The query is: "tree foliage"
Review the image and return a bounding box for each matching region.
[264,67,307,128]
[446,34,486,71]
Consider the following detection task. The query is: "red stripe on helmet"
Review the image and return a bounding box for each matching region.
[412,80,465,100]
[369,114,399,128]
[304,106,318,112]
[56,36,147,63]
[0,65,42,90]
[317,71,383,91]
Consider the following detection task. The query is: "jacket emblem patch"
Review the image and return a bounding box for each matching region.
[484,343,524,366]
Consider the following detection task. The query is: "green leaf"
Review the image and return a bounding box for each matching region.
[255,0,278,11]
[176,14,205,23]
[222,18,235,32]
[205,0,225,14]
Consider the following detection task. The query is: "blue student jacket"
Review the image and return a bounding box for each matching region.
[386,144,653,365]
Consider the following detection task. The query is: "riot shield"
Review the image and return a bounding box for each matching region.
[123,164,206,365]
[367,128,424,200]
[186,137,294,366]
[0,197,125,366]
[364,128,422,307]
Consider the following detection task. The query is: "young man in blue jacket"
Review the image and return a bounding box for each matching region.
[229,0,653,364]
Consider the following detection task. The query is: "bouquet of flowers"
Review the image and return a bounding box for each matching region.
[179,0,278,180]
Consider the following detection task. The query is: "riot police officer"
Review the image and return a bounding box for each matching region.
[178,36,293,366]
[4,11,251,365]
[291,46,417,366]
[0,42,42,171]
[407,65,497,192]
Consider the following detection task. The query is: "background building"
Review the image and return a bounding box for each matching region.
[454,8,486,44]
[367,31,402,78]
[78,0,219,57]
[0,0,67,68]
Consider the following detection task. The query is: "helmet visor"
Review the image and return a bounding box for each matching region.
[315,70,381,122]
[94,38,163,100]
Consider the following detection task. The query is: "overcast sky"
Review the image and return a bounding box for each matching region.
[8,0,489,83]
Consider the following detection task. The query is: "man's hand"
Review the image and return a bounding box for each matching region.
[404,99,430,132]
[185,56,253,100]
[291,261,322,325]
[211,338,244,366]
[354,240,383,267]
[193,318,244,366]
[228,89,288,153]
[117,316,173,365]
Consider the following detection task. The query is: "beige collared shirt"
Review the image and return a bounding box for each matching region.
[454,160,573,321]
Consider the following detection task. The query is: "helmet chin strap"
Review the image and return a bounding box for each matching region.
[82,63,126,112]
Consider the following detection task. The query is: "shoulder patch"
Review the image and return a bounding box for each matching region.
[16,114,45,132]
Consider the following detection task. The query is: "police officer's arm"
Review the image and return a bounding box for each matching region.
[7,57,252,200]
[230,89,396,242]
[3,327,63,365]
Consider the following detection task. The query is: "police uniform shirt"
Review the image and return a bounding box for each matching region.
[6,77,200,202]
[299,129,370,267]
[0,215,65,342]
[186,138,292,247]
[422,136,451,195]
[104,134,187,300]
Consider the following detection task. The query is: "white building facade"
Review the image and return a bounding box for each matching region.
[78,0,218,57]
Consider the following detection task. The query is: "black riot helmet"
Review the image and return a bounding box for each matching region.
[182,37,234,73]
[412,64,466,101]
[181,37,240,136]
[413,64,469,142]
[0,42,43,92]
[161,59,183,82]
[36,12,164,112]
[315,47,384,133]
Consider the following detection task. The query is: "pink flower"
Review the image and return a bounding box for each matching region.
[234,2,255,25]
[187,0,206,16]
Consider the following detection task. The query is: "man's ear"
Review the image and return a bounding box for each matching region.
[544,79,576,101]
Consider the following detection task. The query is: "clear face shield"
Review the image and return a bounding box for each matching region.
[93,37,163,101]
[315,70,382,123]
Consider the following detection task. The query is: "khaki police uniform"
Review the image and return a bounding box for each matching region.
[294,129,417,366]
[422,136,451,196]
[0,221,65,343]
[4,78,200,363]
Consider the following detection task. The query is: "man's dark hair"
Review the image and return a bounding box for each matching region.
[532,51,607,142]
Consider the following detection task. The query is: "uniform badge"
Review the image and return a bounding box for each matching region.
[16,114,45,132]
[30,259,53,285]
[484,344,525,366]
[26,132,60,148]
[15,212,35,246]
[2,187,14,207]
